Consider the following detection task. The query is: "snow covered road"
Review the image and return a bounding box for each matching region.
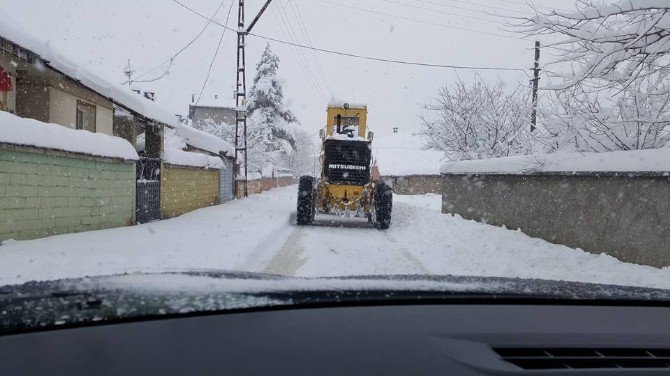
[1,186,670,289]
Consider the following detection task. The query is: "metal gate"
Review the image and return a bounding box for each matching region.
[220,157,234,203]
[136,157,161,223]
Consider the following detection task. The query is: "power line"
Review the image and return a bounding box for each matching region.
[276,3,331,98]
[407,0,527,16]
[272,6,328,101]
[314,0,523,40]
[194,0,236,106]
[124,0,226,84]
[379,0,508,24]
[170,0,528,74]
[288,0,333,95]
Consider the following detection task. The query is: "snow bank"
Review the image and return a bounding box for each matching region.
[441,149,670,174]
[0,9,179,128]
[373,131,445,176]
[176,124,235,157]
[0,111,138,160]
[163,148,223,170]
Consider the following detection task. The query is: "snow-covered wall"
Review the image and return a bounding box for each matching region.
[442,149,670,175]
[0,111,138,160]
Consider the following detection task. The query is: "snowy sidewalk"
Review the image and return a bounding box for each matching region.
[1,186,670,289]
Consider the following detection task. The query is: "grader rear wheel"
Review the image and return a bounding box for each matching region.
[374,181,393,229]
[297,176,315,225]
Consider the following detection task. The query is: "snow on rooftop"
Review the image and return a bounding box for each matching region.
[163,148,223,170]
[327,98,367,109]
[177,124,235,157]
[0,111,138,160]
[373,131,445,176]
[441,149,670,175]
[163,127,224,169]
[0,9,180,128]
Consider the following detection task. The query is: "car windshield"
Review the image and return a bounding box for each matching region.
[1,0,670,328]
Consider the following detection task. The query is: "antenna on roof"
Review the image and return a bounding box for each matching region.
[123,59,135,86]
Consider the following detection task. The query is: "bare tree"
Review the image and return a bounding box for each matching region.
[521,0,670,90]
[418,76,535,160]
[539,77,670,152]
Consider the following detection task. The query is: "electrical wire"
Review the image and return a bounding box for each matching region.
[123,0,226,85]
[276,4,330,99]
[194,0,236,106]
[288,0,333,95]
[314,0,523,40]
[272,7,328,101]
[170,0,529,74]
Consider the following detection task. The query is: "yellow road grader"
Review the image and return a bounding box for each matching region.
[297,103,393,229]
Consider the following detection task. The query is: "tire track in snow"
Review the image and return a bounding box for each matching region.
[382,231,430,274]
[262,227,306,277]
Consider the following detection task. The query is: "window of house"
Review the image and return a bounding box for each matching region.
[76,100,96,132]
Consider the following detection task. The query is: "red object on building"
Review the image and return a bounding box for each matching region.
[0,67,12,92]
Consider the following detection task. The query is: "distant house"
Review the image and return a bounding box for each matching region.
[188,96,237,129]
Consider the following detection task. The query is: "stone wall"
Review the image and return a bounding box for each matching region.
[442,172,670,268]
[384,175,442,195]
[0,144,135,241]
[235,176,294,198]
[160,164,220,219]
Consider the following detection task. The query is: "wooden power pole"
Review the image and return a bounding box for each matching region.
[234,0,274,197]
[530,40,540,132]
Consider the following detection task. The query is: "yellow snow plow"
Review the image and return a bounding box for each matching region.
[297,103,392,228]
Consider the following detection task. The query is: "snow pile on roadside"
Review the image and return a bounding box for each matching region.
[442,148,670,174]
[176,124,235,157]
[373,131,445,176]
[0,9,179,128]
[0,111,138,160]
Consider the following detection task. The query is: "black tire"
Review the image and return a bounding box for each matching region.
[374,181,393,229]
[297,176,315,225]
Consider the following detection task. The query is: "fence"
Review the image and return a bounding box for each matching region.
[0,144,136,241]
[136,157,161,223]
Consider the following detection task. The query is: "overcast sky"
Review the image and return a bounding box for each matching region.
[1,0,566,138]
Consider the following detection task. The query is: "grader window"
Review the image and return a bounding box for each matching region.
[335,115,360,137]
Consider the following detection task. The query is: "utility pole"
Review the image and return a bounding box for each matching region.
[234,0,274,197]
[530,40,540,132]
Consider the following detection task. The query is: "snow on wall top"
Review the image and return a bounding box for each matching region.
[0,9,179,128]
[0,111,138,160]
[176,124,235,157]
[441,149,670,175]
[372,132,445,176]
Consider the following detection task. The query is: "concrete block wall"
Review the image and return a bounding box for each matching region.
[384,175,442,195]
[160,164,220,219]
[0,145,135,241]
[235,176,293,198]
[442,172,670,268]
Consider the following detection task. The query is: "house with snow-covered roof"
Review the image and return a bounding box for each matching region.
[188,95,237,130]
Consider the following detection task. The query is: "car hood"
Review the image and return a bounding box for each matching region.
[2,270,670,335]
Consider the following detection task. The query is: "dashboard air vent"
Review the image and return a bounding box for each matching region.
[493,347,670,370]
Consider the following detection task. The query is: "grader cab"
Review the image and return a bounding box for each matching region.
[297,103,393,229]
